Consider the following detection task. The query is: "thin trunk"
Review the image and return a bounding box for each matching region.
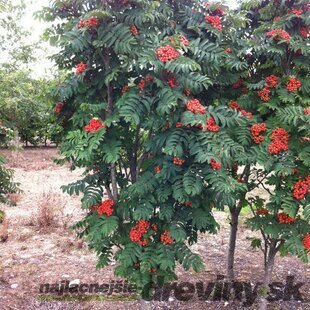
[227,164,251,281]
[102,48,118,200]
[258,241,277,310]
[139,299,152,310]
[227,206,241,282]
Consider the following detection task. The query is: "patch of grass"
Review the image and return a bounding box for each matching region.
[240,205,253,217]
[0,220,9,242]
[0,210,5,223]
[37,191,65,230]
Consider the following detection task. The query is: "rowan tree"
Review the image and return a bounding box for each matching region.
[214,0,309,308]
[42,0,249,296]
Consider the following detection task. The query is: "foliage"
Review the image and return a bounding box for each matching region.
[0,0,36,69]
[0,68,60,146]
[219,0,310,266]
[41,0,252,294]
[42,0,309,299]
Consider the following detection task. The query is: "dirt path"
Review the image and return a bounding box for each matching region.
[0,148,309,309]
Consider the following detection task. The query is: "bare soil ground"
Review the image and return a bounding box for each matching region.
[0,148,309,310]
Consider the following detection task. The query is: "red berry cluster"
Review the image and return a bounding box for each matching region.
[55,102,64,113]
[168,35,189,47]
[165,71,179,88]
[75,62,88,75]
[185,99,206,114]
[265,75,279,88]
[122,85,130,93]
[206,117,219,132]
[184,201,192,207]
[180,35,189,46]
[160,230,173,245]
[241,87,249,94]
[155,45,180,62]
[293,176,310,200]
[138,79,146,89]
[130,25,139,36]
[97,199,116,216]
[256,208,269,215]
[304,107,310,115]
[85,118,105,133]
[78,17,100,29]
[205,16,222,31]
[226,48,231,54]
[258,87,271,102]
[251,123,267,144]
[286,77,301,92]
[302,234,310,250]
[277,212,295,224]
[210,158,221,170]
[268,128,289,155]
[173,157,185,166]
[213,8,225,17]
[232,79,243,89]
[167,77,179,88]
[229,101,241,110]
[266,29,291,41]
[299,26,309,38]
[289,8,303,15]
[240,110,253,119]
[176,122,183,128]
[130,220,152,246]
[154,166,161,174]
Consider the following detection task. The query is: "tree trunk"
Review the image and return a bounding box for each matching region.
[139,299,152,310]
[258,242,277,310]
[227,206,241,282]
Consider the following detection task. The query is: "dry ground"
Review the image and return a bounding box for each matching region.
[0,148,309,310]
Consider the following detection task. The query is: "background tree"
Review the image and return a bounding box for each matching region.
[0,0,36,69]
[0,68,59,146]
[211,0,310,308]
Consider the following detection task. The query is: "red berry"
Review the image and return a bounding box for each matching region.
[265,75,279,88]
[55,102,64,113]
[258,87,271,102]
[85,118,105,133]
[266,29,291,41]
[160,230,173,245]
[130,25,139,36]
[173,157,185,166]
[155,45,180,63]
[210,158,221,170]
[75,62,88,75]
[277,212,295,224]
[185,99,206,114]
[251,123,267,144]
[302,234,310,250]
[206,117,219,132]
[97,199,116,216]
[268,128,289,155]
[286,77,301,92]
[205,15,222,31]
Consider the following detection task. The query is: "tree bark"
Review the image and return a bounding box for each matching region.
[227,206,241,282]
[258,241,277,310]
[139,299,152,310]
[227,164,251,282]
